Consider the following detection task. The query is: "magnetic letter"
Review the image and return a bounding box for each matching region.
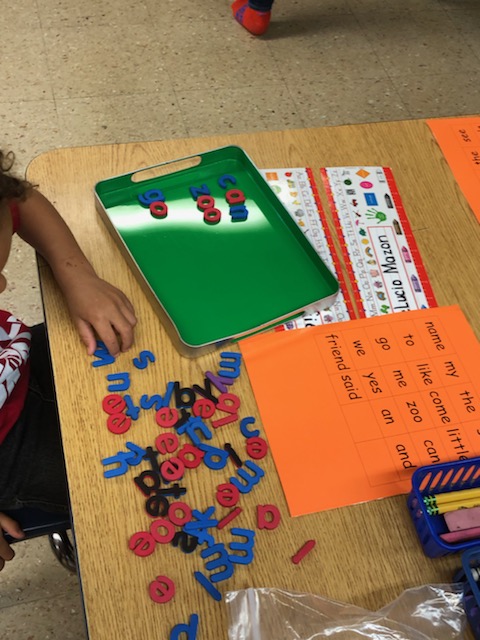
[149,201,168,218]
[200,543,234,583]
[177,443,204,469]
[128,531,156,557]
[170,614,199,640]
[168,502,192,526]
[177,416,212,446]
[192,398,216,419]
[106,372,130,392]
[240,416,260,439]
[92,341,115,367]
[196,195,215,211]
[149,575,175,604]
[228,528,255,565]
[218,174,237,189]
[107,413,131,435]
[230,460,265,494]
[198,443,229,470]
[246,436,268,460]
[161,457,185,482]
[216,483,240,507]
[133,350,156,369]
[155,432,179,455]
[102,451,131,478]
[102,393,126,415]
[150,518,176,544]
[218,351,242,378]
[225,189,245,205]
[257,505,281,530]
[156,407,179,429]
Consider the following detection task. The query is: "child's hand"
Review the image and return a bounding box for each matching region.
[0,513,24,572]
[14,189,137,356]
[61,270,137,357]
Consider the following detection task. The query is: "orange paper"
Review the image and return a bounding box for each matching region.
[240,306,480,516]
[428,117,480,223]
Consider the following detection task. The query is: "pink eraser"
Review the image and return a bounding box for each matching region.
[444,506,480,531]
[440,526,480,543]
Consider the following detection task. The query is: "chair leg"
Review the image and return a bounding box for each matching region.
[48,530,76,573]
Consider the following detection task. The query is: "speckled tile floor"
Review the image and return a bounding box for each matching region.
[1,0,479,636]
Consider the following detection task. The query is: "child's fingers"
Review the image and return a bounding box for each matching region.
[116,292,137,325]
[83,320,120,358]
[0,514,24,540]
[0,537,15,560]
[95,298,136,354]
[75,319,99,356]
[77,317,132,358]
[0,514,25,570]
[113,314,136,353]
[75,300,136,357]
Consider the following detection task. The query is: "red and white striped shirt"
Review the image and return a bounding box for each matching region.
[0,203,31,444]
[0,311,31,444]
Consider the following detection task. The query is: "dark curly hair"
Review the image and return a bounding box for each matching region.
[0,150,33,206]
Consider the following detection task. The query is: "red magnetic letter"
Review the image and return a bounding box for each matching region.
[148,575,175,604]
[160,457,185,482]
[155,432,179,455]
[246,436,268,460]
[216,482,240,507]
[107,413,131,434]
[128,531,156,557]
[257,505,281,530]
[155,406,179,428]
[102,394,126,415]
[150,518,175,544]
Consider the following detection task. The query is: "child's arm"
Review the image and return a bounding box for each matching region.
[16,190,137,357]
[0,512,24,572]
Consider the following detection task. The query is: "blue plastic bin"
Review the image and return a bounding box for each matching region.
[407,457,480,558]
[454,547,480,639]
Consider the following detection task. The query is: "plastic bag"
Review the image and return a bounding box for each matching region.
[226,584,466,640]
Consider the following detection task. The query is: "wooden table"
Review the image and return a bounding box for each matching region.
[28,120,480,639]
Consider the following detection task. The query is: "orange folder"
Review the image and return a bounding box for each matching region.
[428,117,480,223]
[240,306,480,516]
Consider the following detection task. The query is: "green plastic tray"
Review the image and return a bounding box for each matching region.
[95,146,339,356]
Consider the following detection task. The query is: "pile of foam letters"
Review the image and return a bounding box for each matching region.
[92,342,313,639]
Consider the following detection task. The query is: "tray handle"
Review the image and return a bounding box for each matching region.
[130,155,202,183]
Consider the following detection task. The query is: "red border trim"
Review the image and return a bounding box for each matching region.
[320,168,365,317]
[383,167,438,307]
[307,168,356,319]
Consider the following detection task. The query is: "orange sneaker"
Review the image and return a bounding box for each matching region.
[232,0,271,36]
